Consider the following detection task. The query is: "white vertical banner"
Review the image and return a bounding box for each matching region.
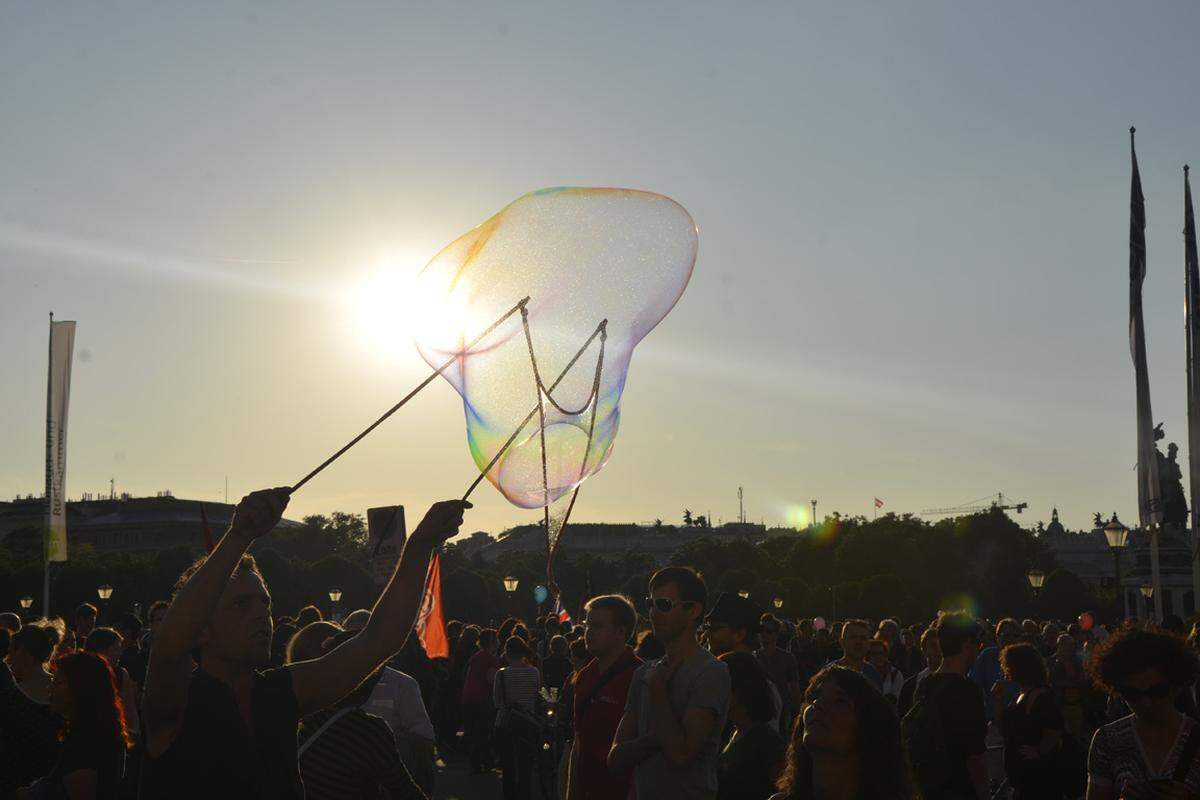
[45,319,75,562]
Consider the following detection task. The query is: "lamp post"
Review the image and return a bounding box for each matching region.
[1027,568,1045,597]
[738,590,750,600]
[1103,516,1129,617]
[1140,583,1154,620]
[328,588,342,622]
[773,597,784,611]
[504,576,519,619]
[97,584,113,624]
[19,595,33,620]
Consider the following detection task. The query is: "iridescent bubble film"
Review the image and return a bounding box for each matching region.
[413,187,697,508]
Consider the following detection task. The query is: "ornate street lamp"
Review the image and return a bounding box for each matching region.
[97,585,113,601]
[773,597,784,610]
[1026,569,1046,595]
[19,596,33,610]
[1103,517,1129,591]
[328,588,342,622]
[504,576,519,593]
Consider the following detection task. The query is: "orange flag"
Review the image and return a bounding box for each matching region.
[415,552,449,658]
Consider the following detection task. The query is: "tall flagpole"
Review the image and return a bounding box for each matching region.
[43,312,53,616]
[1185,165,1200,609]
[1129,127,1164,620]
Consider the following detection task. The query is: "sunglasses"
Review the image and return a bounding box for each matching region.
[1117,682,1172,702]
[646,596,694,613]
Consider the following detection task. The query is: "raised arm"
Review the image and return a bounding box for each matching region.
[289,500,469,716]
[143,488,290,756]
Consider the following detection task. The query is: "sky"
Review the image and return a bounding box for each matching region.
[3,2,1200,538]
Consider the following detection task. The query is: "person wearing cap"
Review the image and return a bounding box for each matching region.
[703,594,782,731]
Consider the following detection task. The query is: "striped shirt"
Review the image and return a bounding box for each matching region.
[298,706,424,800]
[493,665,541,714]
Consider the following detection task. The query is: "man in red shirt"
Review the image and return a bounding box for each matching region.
[568,594,641,800]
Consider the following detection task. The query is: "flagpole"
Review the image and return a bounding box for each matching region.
[1184,164,1200,609]
[1129,127,1165,620]
[43,312,53,617]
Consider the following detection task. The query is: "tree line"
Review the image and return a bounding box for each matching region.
[0,507,1106,626]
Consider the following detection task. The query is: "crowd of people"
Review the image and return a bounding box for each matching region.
[4,487,1200,799]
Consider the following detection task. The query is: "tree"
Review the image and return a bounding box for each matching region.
[683,509,693,527]
[1040,569,1095,621]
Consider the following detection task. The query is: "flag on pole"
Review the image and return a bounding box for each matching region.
[1183,164,1200,604]
[552,593,571,624]
[874,498,884,509]
[415,552,449,658]
[1129,128,1164,621]
[1130,129,1164,530]
[45,318,76,563]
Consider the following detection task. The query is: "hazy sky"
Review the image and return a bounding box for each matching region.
[4,2,1200,537]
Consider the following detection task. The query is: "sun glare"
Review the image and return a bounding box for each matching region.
[343,255,425,364]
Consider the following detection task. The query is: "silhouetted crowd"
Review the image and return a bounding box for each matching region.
[4,488,1200,799]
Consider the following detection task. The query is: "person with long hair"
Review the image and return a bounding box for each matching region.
[718,652,785,800]
[18,651,131,800]
[493,635,541,800]
[83,627,141,741]
[770,666,912,800]
[991,642,1065,800]
[1085,625,1200,798]
[1,624,62,796]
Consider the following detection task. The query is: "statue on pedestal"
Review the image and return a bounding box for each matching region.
[1154,423,1188,529]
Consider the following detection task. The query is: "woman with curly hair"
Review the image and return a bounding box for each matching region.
[770,665,912,800]
[1085,625,1200,798]
[17,650,131,799]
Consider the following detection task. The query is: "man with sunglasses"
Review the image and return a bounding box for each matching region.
[608,567,731,800]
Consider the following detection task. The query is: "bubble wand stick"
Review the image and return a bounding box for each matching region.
[289,296,529,494]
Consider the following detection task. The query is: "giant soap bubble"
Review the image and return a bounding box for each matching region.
[413,187,697,511]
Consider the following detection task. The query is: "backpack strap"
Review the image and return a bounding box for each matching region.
[298,706,356,757]
[576,657,638,724]
[1173,719,1200,783]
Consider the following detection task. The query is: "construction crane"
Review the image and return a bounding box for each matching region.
[920,492,1028,517]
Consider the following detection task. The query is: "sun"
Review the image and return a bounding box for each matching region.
[342,254,426,364]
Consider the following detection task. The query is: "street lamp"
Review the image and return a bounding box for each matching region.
[1103,517,1129,589]
[97,585,113,601]
[773,597,784,610]
[503,576,519,619]
[1027,569,1046,595]
[19,596,33,610]
[328,588,342,621]
[738,590,750,599]
[1140,584,1154,600]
